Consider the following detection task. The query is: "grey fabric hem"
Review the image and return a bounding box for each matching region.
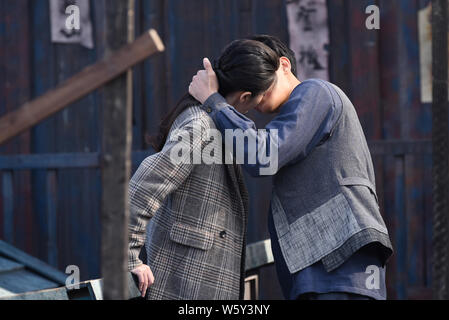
[321,228,394,272]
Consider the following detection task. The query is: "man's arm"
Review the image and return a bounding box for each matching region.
[200,80,341,176]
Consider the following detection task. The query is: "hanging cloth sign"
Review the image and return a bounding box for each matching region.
[286,0,330,81]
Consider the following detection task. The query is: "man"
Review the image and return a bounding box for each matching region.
[189,35,393,300]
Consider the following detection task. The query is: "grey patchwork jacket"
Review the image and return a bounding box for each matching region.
[127,106,249,300]
[272,81,394,273]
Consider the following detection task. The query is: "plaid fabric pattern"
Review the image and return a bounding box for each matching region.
[128,106,249,300]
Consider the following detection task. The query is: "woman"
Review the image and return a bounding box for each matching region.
[127,39,279,300]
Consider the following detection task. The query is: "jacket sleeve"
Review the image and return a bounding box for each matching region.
[202,80,339,177]
[128,116,210,271]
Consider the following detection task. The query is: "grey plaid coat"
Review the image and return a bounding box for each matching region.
[127,106,249,300]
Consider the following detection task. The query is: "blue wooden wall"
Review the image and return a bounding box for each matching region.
[0,0,435,299]
[327,0,433,299]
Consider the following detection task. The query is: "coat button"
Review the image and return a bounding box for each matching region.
[206,107,212,113]
[219,231,227,239]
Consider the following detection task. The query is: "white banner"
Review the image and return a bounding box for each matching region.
[286,0,330,81]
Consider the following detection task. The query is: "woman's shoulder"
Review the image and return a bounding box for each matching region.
[173,105,217,130]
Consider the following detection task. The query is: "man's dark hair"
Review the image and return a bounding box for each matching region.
[248,34,297,76]
[147,39,279,152]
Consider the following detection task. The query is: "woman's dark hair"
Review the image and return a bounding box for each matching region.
[248,34,297,76]
[147,39,279,152]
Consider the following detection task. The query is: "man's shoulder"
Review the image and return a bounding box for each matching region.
[299,79,339,94]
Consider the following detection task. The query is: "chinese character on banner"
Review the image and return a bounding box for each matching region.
[49,0,94,49]
[286,0,329,81]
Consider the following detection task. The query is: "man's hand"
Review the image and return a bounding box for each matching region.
[131,264,154,298]
[189,58,219,104]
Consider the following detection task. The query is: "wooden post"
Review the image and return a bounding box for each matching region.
[431,0,449,300]
[100,0,135,300]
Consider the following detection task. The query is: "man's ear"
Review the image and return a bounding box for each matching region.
[239,91,253,104]
[279,57,291,74]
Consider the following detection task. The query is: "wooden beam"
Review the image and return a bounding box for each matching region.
[100,0,135,300]
[0,29,164,146]
[0,151,155,170]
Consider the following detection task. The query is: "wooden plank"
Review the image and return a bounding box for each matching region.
[0,151,158,170]
[344,0,384,263]
[418,0,434,297]
[0,0,31,152]
[0,29,164,146]
[50,4,102,281]
[236,0,253,37]
[327,0,351,94]
[244,274,259,300]
[245,239,274,271]
[29,0,58,268]
[368,140,432,155]
[423,154,433,289]
[378,0,401,140]
[398,0,430,299]
[394,156,407,299]
[132,0,144,150]
[254,0,288,40]
[0,153,100,170]
[378,0,402,300]
[0,0,33,256]
[405,155,425,289]
[0,269,59,295]
[46,170,58,267]
[346,0,382,139]
[2,171,14,243]
[0,256,24,274]
[141,0,170,150]
[0,286,68,300]
[0,240,67,284]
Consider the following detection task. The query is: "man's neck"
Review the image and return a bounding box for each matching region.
[288,77,301,96]
[276,76,301,111]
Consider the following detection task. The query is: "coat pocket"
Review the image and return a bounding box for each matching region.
[169,222,214,251]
